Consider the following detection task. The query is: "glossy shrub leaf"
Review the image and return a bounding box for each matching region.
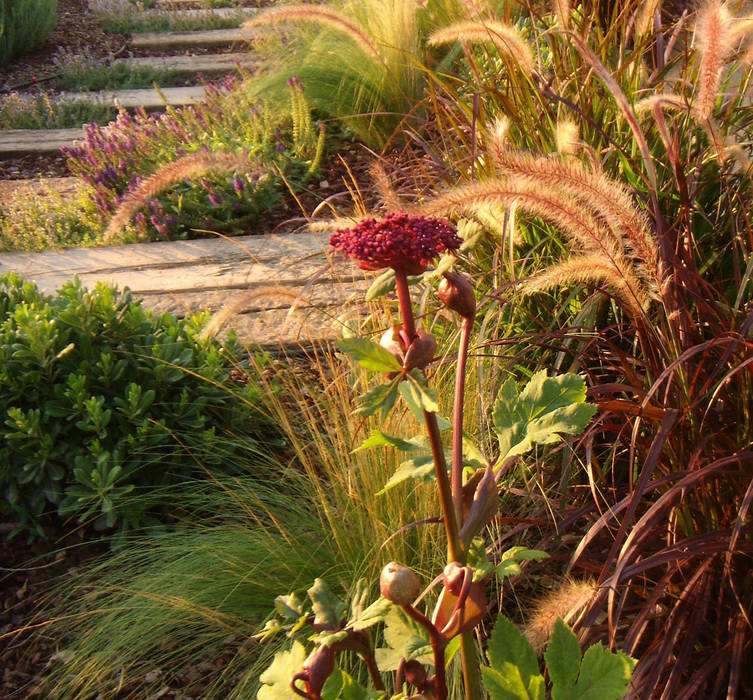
[338,337,402,372]
[493,370,596,463]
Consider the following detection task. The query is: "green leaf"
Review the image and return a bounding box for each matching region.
[496,547,550,579]
[274,591,308,621]
[356,378,401,419]
[258,641,307,700]
[348,596,393,632]
[322,669,379,700]
[365,268,396,301]
[545,619,581,691]
[399,370,439,416]
[377,454,435,494]
[352,429,422,454]
[487,615,540,688]
[493,371,596,463]
[307,579,347,630]
[375,607,433,671]
[481,664,531,700]
[338,337,402,372]
[553,643,636,700]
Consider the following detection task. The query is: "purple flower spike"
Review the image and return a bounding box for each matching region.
[330,213,460,275]
[233,176,244,195]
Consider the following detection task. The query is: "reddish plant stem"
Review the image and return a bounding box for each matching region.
[394,268,417,341]
[451,315,473,528]
[400,604,447,700]
[424,409,462,563]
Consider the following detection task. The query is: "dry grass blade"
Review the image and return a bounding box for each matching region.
[567,32,659,196]
[243,5,383,63]
[427,20,534,74]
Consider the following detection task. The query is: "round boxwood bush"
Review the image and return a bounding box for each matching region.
[0,0,58,66]
[0,272,274,540]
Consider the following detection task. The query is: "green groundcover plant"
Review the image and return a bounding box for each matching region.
[0,0,57,66]
[255,214,634,699]
[0,272,275,541]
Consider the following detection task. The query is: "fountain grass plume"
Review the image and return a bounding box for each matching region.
[243,5,383,63]
[692,0,734,122]
[522,579,596,654]
[489,148,661,288]
[427,20,534,74]
[521,253,649,318]
[104,151,252,241]
[424,179,628,271]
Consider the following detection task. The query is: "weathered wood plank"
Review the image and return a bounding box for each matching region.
[0,231,366,346]
[0,128,84,156]
[57,86,206,110]
[122,52,259,75]
[140,6,257,20]
[131,28,255,50]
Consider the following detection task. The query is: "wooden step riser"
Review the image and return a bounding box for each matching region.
[131,28,255,50]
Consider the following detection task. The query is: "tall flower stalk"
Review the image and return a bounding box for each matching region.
[331,213,483,698]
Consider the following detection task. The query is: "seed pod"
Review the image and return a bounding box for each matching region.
[437,272,476,319]
[403,329,436,371]
[380,562,421,606]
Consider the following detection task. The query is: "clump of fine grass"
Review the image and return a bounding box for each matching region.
[0,92,118,130]
[0,0,57,66]
[33,342,446,699]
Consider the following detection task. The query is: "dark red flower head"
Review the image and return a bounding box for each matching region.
[330,213,461,275]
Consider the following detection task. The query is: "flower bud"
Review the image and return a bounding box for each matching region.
[437,272,476,319]
[380,562,420,606]
[442,562,466,596]
[379,324,406,364]
[302,645,335,696]
[403,329,436,371]
[403,659,428,687]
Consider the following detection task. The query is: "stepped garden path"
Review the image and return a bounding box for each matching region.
[0,0,367,347]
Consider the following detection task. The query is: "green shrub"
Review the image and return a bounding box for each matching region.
[0,272,274,540]
[0,0,58,66]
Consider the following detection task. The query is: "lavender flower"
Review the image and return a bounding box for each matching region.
[330,213,461,275]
